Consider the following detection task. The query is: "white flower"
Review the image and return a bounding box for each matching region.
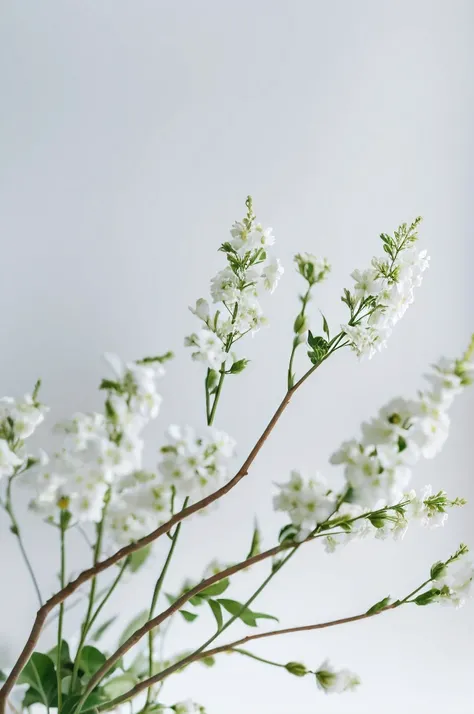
[273,470,336,530]
[210,268,240,303]
[261,256,284,293]
[0,439,23,478]
[173,700,205,714]
[315,660,360,694]
[103,353,164,420]
[158,425,236,500]
[405,486,448,528]
[350,268,383,299]
[361,398,419,447]
[107,480,170,545]
[434,556,474,609]
[0,394,48,440]
[184,329,226,371]
[189,298,210,322]
[294,254,330,284]
[341,324,388,359]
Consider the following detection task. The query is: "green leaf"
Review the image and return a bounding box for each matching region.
[208,599,223,631]
[200,656,216,667]
[228,359,249,374]
[278,523,299,544]
[0,671,6,682]
[430,561,447,580]
[91,616,118,643]
[321,313,330,340]
[136,352,174,365]
[414,588,441,606]
[78,646,106,677]
[99,379,122,392]
[61,691,105,714]
[118,610,149,647]
[46,640,71,667]
[179,610,198,622]
[246,521,261,559]
[18,652,57,707]
[198,578,230,598]
[307,333,329,364]
[103,673,137,699]
[366,596,391,616]
[128,544,152,572]
[23,687,46,707]
[217,599,278,627]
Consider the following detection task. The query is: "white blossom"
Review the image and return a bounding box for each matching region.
[261,256,284,293]
[315,660,360,694]
[184,329,226,371]
[0,440,23,479]
[433,553,474,609]
[341,324,388,359]
[0,394,48,440]
[273,470,336,531]
[158,425,236,499]
[172,699,205,714]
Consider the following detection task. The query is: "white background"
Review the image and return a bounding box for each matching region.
[1,2,473,712]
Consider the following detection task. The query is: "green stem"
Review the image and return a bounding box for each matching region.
[70,498,109,691]
[287,285,311,390]
[145,498,188,706]
[57,521,67,712]
[4,476,43,607]
[207,302,240,426]
[231,647,287,669]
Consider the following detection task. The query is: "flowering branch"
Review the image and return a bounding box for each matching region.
[0,352,332,709]
[96,553,452,711]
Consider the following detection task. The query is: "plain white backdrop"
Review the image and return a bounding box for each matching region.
[1,2,473,712]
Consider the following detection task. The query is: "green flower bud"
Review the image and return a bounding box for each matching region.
[285,661,308,677]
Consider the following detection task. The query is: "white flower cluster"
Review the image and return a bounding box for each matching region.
[433,549,474,609]
[0,390,48,478]
[171,700,205,714]
[185,197,283,371]
[330,345,474,507]
[273,470,336,537]
[321,486,464,554]
[294,253,330,285]
[158,425,235,500]
[28,354,166,527]
[341,218,429,358]
[315,660,360,694]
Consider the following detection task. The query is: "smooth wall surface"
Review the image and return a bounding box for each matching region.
[1,2,473,712]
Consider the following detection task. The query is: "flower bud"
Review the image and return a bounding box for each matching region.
[285,661,308,677]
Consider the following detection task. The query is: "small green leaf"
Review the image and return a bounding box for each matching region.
[366,596,391,616]
[61,691,104,714]
[207,599,223,631]
[103,673,138,699]
[128,544,152,572]
[0,671,6,682]
[136,352,174,365]
[198,578,230,599]
[99,379,122,392]
[18,652,57,707]
[91,616,118,643]
[430,561,447,580]
[179,610,198,622]
[414,588,441,606]
[118,610,149,647]
[321,313,330,340]
[78,646,106,677]
[206,369,219,392]
[217,599,278,627]
[46,640,71,667]
[246,520,261,559]
[278,523,299,544]
[201,655,216,667]
[228,359,249,374]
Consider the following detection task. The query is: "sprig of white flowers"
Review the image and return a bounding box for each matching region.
[0,201,472,714]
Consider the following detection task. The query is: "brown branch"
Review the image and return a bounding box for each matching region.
[81,528,336,701]
[0,362,322,710]
[98,602,399,710]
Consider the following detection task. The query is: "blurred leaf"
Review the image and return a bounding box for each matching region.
[207,599,223,631]
[179,610,198,622]
[18,652,57,707]
[91,616,118,643]
[128,545,152,572]
[118,610,149,647]
[78,646,106,677]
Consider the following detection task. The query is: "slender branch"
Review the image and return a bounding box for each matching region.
[230,647,287,669]
[287,285,311,390]
[56,521,67,712]
[3,475,43,607]
[0,351,335,708]
[207,302,239,426]
[145,499,188,706]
